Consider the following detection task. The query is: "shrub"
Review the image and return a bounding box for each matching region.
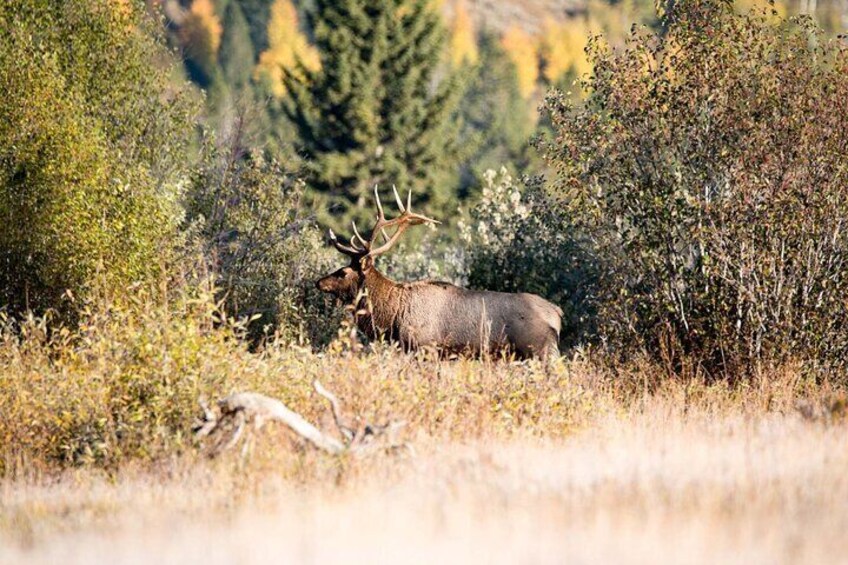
[375,228,467,287]
[185,131,337,345]
[0,0,198,320]
[539,0,848,375]
[459,168,596,347]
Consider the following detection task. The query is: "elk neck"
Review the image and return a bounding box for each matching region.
[357,266,407,339]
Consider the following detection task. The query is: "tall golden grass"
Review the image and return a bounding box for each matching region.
[1,287,846,563]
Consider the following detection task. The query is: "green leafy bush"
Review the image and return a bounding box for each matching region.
[0,0,198,319]
[539,0,848,375]
[460,168,596,347]
[185,135,337,345]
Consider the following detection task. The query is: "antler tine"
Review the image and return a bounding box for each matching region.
[392,185,405,212]
[366,210,441,259]
[327,186,441,259]
[351,221,369,249]
[373,185,385,220]
[328,228,365,257]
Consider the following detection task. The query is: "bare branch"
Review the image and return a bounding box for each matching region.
[313,379,355,442]
[220,392,346,454]
[195,386,411,459]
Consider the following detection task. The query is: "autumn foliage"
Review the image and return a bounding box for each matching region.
[448,0,478,66]
[540,0,848,375]
[500,26,539,98]
[255,0,319,97]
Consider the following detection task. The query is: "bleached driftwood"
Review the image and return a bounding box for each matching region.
[194,380,410,458]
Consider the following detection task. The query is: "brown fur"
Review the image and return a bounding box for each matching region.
[317,257,562,359]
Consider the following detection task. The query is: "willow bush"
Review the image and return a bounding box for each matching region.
[539,0,848,376]
[185,139,337,345]
[0,0,198,320]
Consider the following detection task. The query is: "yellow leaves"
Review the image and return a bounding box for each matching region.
[500,14,595,99]
[429,0,447,11]
[179,0,223,71]
[256,0,320,98]
[539,17,592,85]
[736,0,788,19]
[110,0,135,27]
[501,26,539,99]
[448,0,478,67]
[191,0,222,54]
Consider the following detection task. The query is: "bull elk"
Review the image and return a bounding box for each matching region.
[316,187,562,359]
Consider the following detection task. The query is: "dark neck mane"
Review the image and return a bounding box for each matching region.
[357,267,406,340]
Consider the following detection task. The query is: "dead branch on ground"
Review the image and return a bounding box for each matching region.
[193,380,411,458]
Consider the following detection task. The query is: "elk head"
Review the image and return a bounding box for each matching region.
[316,186,439,301]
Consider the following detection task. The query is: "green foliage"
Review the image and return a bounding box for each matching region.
[220,0,255,92]
[0,0,198,319]
[539,0,848,374]
[185,129,337,344]
[238,0,275,58]
[283,0,470,228]
[460,169,596,347]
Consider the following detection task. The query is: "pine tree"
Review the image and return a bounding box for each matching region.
[283,0,468,227]
[238,0,275,59]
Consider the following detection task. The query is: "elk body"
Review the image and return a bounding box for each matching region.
[317,187,563,359]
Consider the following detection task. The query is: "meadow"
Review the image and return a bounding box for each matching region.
[3,0,848,562]
[1,300,847,563]
[2,356,847,563]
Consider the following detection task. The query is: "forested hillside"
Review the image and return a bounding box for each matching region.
[156,0,847,222]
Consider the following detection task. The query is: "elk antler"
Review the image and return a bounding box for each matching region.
[327,186,440,258]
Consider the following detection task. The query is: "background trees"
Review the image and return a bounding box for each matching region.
[458,33,539,189]
[282,0,469,227]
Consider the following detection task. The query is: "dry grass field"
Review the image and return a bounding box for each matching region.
[2,346,847,564]
[3,0,848,562]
